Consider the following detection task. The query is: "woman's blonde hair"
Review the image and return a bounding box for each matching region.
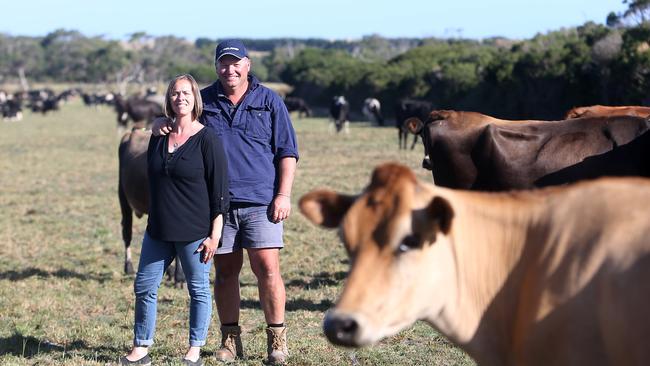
[163,74,203,120]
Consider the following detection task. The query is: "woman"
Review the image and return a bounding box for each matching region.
[121,74,229,366]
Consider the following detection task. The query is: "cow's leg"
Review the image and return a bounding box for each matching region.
[117,114,128,137]
[118,182,135,274]
[344,121,350,134]
[174,257,185,288]
[165,257,186,288]
[398,129,405,149]
[410,134,419,150]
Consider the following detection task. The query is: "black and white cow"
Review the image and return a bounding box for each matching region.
[82,92,116,108]
[0,91,23,122]
[330,95,350,133]
[28,89,60,115]
[362,98,384,126]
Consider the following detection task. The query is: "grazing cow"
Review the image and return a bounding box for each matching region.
[407,110,650,190]
[118,128,184,285]
[27,89,60,115]
[82,93,99,107]
[329,95,350,133]
[395,99,433,150]
[114,94,164,131]
[57,88,80,104]
[565,105,650,119]
[82,92,115,108]
[299,162,650,366]
[362,98,384,126]
[1,92,23,122]
[284,96,312,118]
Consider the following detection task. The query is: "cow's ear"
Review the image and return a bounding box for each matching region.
[404,117,423,134]
[424,196,454,236]
[299,189,356,228]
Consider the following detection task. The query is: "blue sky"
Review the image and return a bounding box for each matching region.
[2,0,628,41]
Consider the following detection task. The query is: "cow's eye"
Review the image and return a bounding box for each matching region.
[397,234,420,253]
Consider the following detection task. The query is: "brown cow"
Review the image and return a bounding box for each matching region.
[118,128,184,284]
[565,105,650,119]
[299,162,650,366]
[407,110,650,190]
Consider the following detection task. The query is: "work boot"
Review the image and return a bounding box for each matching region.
[266,326,289,364]
[215,325,243,362]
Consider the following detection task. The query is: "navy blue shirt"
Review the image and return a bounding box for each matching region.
[200,75,299,205]
[146,127,230,241]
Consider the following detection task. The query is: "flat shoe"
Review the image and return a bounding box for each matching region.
[119,354,151,366]
[182,357,203,366]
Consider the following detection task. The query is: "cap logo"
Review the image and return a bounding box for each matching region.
[221,47,240,52]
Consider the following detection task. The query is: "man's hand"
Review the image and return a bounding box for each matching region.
[151,117,173,136]
[271,194,291,223]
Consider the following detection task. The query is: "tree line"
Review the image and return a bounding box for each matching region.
[1,1,648,119]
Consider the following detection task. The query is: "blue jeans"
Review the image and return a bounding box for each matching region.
[133,232,212,347]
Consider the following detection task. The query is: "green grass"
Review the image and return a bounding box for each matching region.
[0,99,475,365]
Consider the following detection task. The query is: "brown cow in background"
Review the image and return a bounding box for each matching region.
[407,110,650,190]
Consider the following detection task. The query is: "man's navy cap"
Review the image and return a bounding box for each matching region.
[215,39,249,61]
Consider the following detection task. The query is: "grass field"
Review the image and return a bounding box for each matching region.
[0,99,475,365]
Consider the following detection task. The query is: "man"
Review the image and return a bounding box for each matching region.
[153,39,298,364]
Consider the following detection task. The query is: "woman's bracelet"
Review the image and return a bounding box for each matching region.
[276,192,291,198]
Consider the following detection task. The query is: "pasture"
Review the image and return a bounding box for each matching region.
[0,99,474,365]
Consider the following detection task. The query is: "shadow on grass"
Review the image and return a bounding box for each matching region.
[0,267,113,283]
[0,331,120,362]
[241,298,334,312]
[286,271,347,289]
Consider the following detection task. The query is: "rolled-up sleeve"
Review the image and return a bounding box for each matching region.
[202,129,230,219]
[271,96,299,162]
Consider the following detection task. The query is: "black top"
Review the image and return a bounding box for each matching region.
[146,127,230,241]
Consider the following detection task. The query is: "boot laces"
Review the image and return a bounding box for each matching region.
[271,332,284,351]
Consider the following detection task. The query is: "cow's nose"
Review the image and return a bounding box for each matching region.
[323,310,360,347]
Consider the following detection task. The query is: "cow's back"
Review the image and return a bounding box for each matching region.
[418,110,552,188]
[565,105,650,119]
[469,116,650,190]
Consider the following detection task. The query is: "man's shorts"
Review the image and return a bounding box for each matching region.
[217,203,284,254]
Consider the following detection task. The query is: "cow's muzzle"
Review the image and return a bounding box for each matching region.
[323,310,368,347]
